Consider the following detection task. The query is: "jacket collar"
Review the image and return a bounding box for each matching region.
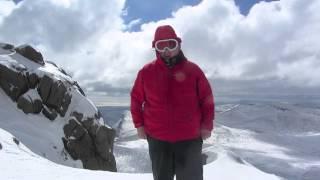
[156,51,187,69]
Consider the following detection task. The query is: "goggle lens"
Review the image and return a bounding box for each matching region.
[155,39,178,52]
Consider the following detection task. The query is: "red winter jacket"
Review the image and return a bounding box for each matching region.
[130,55,214,142]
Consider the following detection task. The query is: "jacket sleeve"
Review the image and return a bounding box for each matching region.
[197,68,215,131]
[130,69,145,128]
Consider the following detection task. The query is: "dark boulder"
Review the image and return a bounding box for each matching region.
[62,116,117,171]
[46,80,67,108]
[71,111,83,121]
[62,137,77,160]
[95,126,116,160]
[59,93,72,117]
[0,142,2,150]
[38,75,53,103]
[0,64,28,101]
[63,118,95,159]
[26,72,40,89]
[37,75,71,117]
[68,133,95,159]
[17,92,43,114]
[42,105,58,121]
[82,118,99,137]
[14,45,44,65]
[83,156,117,171]
[0,43,14,50]
[63,118,86,139]
[13,137,20,145]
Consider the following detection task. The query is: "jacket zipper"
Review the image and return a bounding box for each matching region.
[168,67,174,136]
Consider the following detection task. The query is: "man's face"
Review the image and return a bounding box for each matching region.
[160,45,180,59]
[154,39,181,59]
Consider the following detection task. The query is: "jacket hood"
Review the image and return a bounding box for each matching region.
[152,25,181,48]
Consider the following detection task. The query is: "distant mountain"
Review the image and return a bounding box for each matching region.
[0,43,116,171]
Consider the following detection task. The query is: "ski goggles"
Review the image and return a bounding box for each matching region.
[154,39,179,52]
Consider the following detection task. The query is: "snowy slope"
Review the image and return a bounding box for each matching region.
[0,50,83,168]
[98,103,320,180]
[214,103,320,180]
[0,127,280,180]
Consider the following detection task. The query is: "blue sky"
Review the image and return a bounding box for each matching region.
[123,0,278,31]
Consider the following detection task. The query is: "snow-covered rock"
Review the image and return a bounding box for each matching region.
[14,44,44,65]
[0,43,116,171]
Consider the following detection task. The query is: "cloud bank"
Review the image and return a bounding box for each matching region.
[0,0,319,96]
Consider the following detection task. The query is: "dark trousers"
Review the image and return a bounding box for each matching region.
[147,136,203,180]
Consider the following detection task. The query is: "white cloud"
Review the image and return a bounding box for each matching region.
[0,0,319,95]
[0,0,16,24]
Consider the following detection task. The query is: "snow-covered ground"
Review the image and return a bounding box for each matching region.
[1,43,319,180]
[98,102,320,180]
[0,125,279,180]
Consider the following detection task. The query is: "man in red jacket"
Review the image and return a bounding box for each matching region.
[130,25,214,180]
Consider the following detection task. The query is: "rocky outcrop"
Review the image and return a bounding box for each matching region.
[0,43,117,171]
[42,105,58,121]
[14,44,45,65]
[17,91,43,114]
[0,43,14,50]
[26,72,40,89]
[62,112,117,171]
[0,64,29,101]
[37,75,71,117]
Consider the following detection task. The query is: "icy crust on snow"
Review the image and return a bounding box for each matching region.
[0,128,280,180]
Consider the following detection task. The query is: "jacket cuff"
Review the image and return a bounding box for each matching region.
[134,122,144,128]
[201,121,214,131]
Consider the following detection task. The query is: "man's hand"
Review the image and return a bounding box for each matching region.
[137,127,147,139]
[201,129,211,140]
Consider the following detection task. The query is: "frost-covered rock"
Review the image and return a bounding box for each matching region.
[0,43,117,171]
